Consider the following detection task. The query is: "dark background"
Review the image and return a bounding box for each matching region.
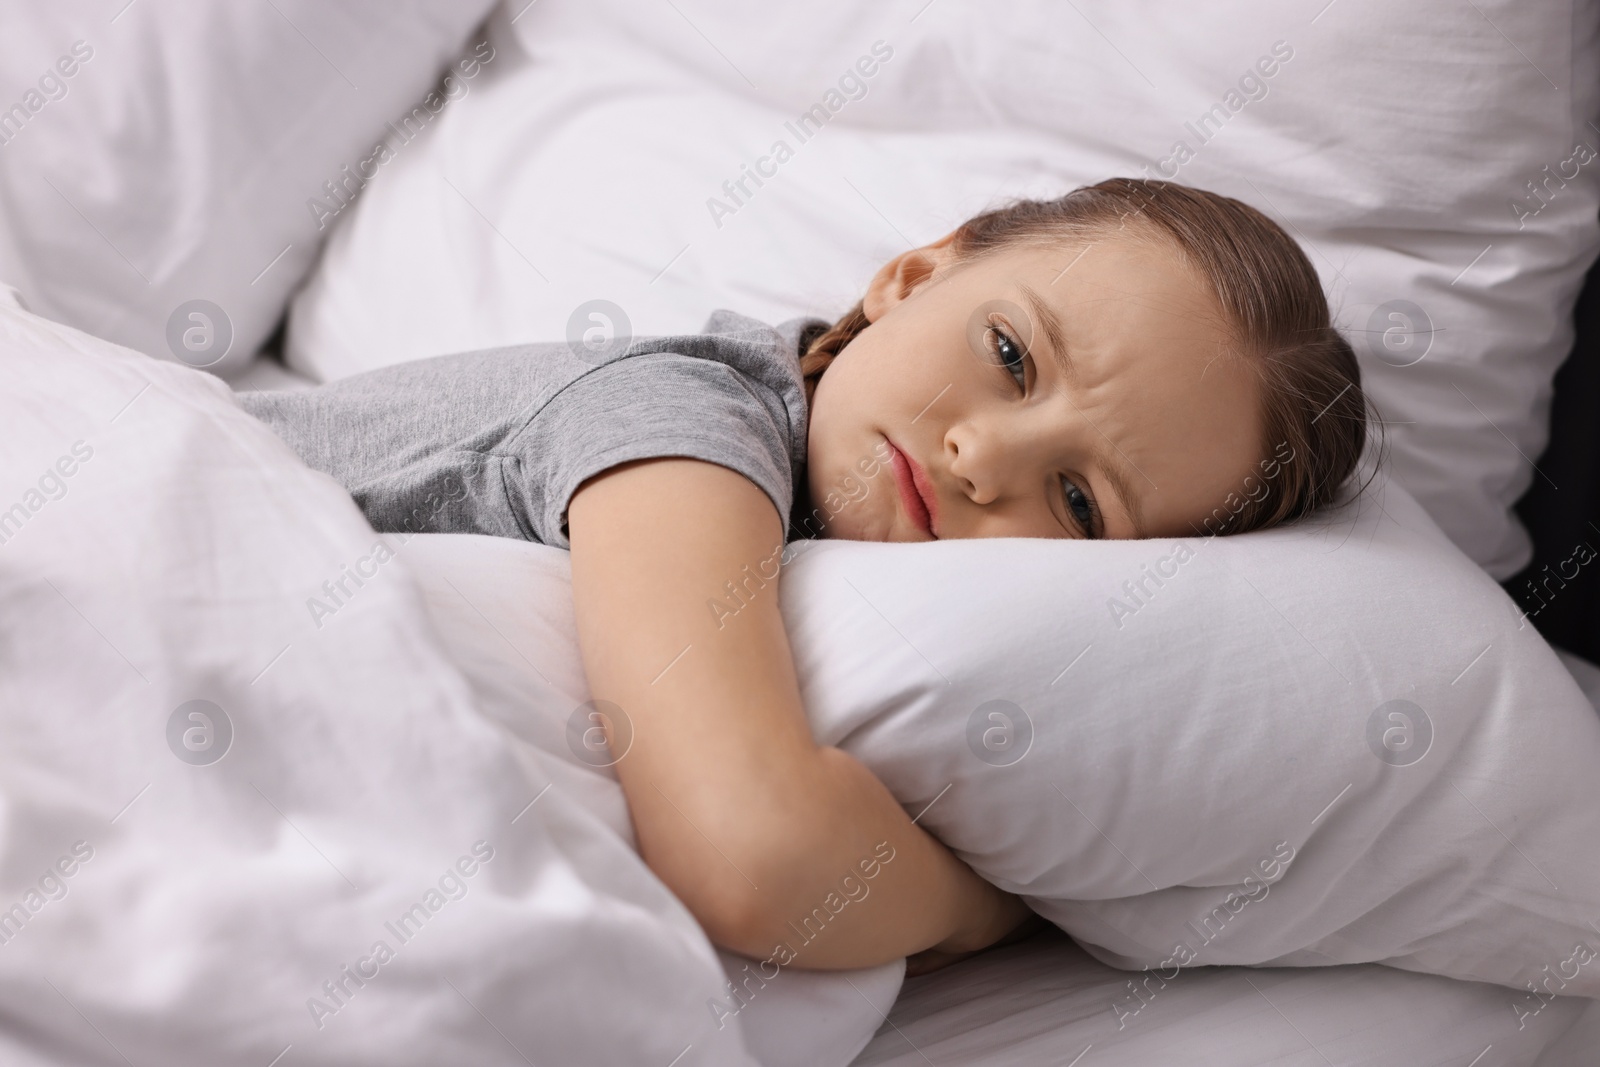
[1504,251,1600,663]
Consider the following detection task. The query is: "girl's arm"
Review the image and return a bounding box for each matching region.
[567,456,1030,968]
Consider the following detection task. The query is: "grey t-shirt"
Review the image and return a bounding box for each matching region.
[239,310,822,549]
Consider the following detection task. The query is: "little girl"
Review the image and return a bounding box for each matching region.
[240,178,1370,975]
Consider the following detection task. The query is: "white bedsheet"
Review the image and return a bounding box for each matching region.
[851,927,1593,1067]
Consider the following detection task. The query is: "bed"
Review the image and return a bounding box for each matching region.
[2,1,1599,1064]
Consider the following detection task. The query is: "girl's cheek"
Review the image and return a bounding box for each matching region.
[853,441,892,481]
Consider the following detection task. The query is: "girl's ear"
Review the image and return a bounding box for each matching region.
[862,230,961,323]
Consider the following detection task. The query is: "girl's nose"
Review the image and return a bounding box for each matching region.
[948,402,1066,509]
[946,420,1023,507]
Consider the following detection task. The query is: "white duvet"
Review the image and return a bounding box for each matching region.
[0,291,902,1067]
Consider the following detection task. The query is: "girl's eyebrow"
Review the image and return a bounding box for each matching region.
[1097,450,1148,538]
[1016,281,1149,538]
[1018,283,1073,384]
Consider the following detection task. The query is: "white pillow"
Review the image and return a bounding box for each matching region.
[0,0,497,377]
[285,0,1600,581]
[398,475,1600,999]
[0,296,772,1064]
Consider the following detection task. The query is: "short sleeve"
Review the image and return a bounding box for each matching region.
[509,351,799,549]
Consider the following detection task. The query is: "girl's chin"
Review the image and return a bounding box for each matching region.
[818,513,895,543]
[866,519,904,543]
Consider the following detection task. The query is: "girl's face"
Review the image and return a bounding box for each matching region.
[805,230,1264,542]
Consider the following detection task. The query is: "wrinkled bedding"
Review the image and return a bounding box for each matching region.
[0,291,902,1067]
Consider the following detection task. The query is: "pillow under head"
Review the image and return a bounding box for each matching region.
[403,474,1600,1000]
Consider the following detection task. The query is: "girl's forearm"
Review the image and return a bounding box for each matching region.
[567,457,1028,969]
[744,744,1032,969]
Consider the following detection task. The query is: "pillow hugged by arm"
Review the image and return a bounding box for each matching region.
[567,456,1031,969]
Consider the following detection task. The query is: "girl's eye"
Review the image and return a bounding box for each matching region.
[987,324,1028,392]
[983,321,1094,537]
[1062,477,1099,539]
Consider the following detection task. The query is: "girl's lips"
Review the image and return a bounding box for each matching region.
[886,437,937,538]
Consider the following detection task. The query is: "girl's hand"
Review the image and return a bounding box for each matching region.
[906,900,1048,978]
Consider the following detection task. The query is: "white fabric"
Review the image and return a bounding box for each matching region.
[409,538,904,1067]
[0,300,778,1065]
[392,482,1600,1000]
[853,664,1600,1066]
[1538,998,1600,1065]
[850,928,1593,1066]
[0,0,497,377]
[229,352,318,393]
[283,0,1600,581]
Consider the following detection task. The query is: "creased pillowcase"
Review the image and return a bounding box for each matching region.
[398,472,1600,1000]
[0,0,498,376]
